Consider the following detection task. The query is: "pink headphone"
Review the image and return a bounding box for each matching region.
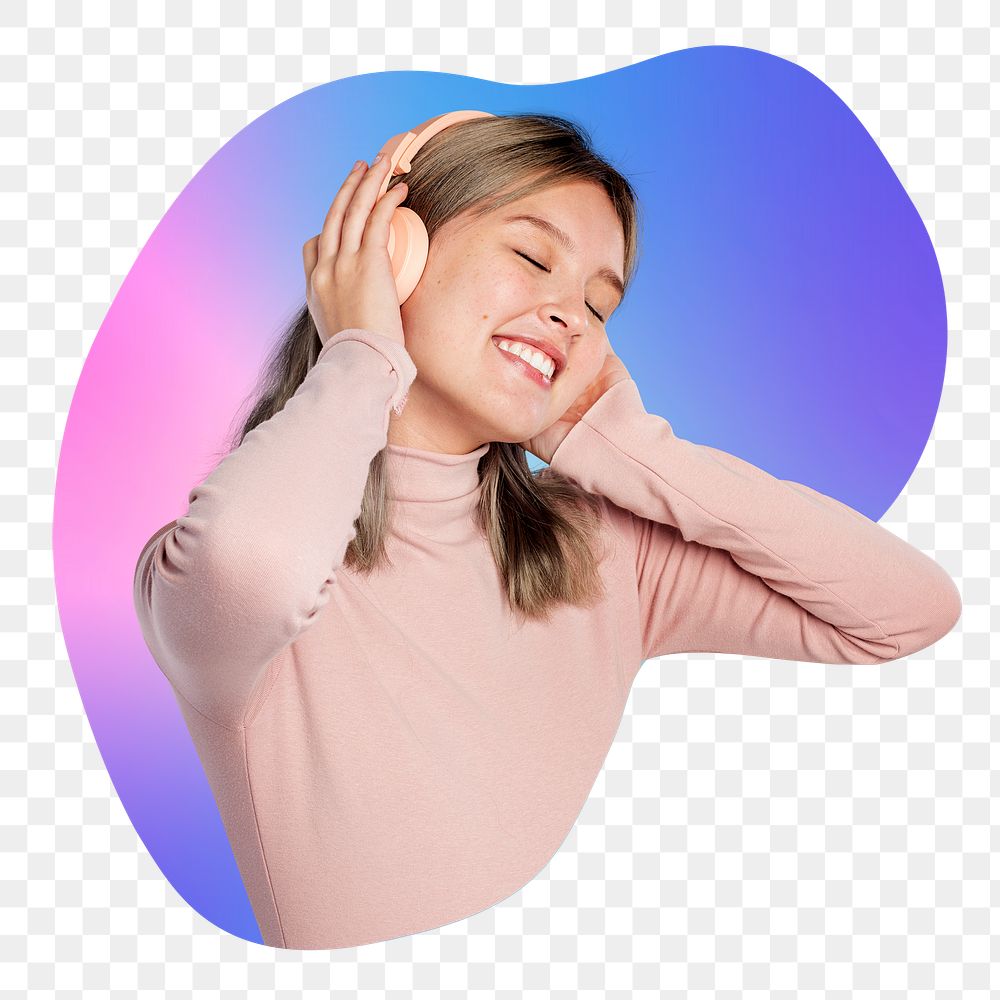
[372,110,496,303]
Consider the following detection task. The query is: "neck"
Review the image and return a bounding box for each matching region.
[386,389,489,456]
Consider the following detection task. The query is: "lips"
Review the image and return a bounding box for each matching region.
[491,338,555,388]
[491,335,565,377]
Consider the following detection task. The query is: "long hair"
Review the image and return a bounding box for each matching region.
[225,113,643,625]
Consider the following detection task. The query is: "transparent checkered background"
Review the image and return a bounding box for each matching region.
[1,0,994,995]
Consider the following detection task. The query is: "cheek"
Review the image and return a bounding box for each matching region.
[555,354,601,404]
[571,344,606,383]
[488,265,531,311]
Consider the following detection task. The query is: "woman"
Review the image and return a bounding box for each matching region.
[133,112,961,950]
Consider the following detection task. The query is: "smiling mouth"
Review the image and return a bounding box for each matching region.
[491,338,557,387]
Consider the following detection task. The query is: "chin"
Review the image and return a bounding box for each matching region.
[466,397,546,441]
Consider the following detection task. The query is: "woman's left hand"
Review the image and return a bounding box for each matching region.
[519,334,632,464]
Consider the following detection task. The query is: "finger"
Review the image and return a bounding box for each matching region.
[316,159,368,260]
[361,180,409,250]
[340,152,396,255]
[302,235,318,287]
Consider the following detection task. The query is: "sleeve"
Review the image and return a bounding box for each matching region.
[132,327,417,726]
[547,378,962,666]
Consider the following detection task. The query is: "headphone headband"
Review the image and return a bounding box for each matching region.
[373,110,496,199]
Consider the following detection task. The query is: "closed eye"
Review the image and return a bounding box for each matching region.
[515,251,606,324]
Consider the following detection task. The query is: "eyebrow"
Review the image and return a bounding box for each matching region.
[503,214,625,301]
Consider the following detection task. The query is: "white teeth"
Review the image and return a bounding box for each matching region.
[496,339,556,379]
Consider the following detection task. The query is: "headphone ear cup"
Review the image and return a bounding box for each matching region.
[386,206,429,305]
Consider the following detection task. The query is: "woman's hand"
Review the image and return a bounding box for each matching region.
[301,152,411,348]
[519,333,632,464]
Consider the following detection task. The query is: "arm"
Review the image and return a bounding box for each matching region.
[548,379,962,665]
[132,327,416,725]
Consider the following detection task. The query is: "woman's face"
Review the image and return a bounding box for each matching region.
[391,179,626,455]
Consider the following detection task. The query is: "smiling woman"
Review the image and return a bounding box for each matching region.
[228,112,644,622]
[389,177,628,457]
[133,109,960,950]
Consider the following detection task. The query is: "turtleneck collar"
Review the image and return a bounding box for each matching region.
[384,440,491,503]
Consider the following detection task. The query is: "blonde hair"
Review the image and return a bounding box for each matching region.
[227,113,643,624]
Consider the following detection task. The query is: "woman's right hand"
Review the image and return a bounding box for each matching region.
[302,152,410,348]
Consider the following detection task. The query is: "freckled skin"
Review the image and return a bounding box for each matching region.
[387,180,625,456]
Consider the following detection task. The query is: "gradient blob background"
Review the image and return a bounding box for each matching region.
[52,46,948,945]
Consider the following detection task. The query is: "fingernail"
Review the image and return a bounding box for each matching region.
[352,159,365,172]
[373,151,384,164]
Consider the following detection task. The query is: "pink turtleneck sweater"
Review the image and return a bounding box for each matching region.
[133,327,960,950]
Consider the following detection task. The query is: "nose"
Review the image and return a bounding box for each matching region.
[535,294,588,335]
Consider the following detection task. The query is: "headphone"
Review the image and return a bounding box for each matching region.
[371,110,496,304]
